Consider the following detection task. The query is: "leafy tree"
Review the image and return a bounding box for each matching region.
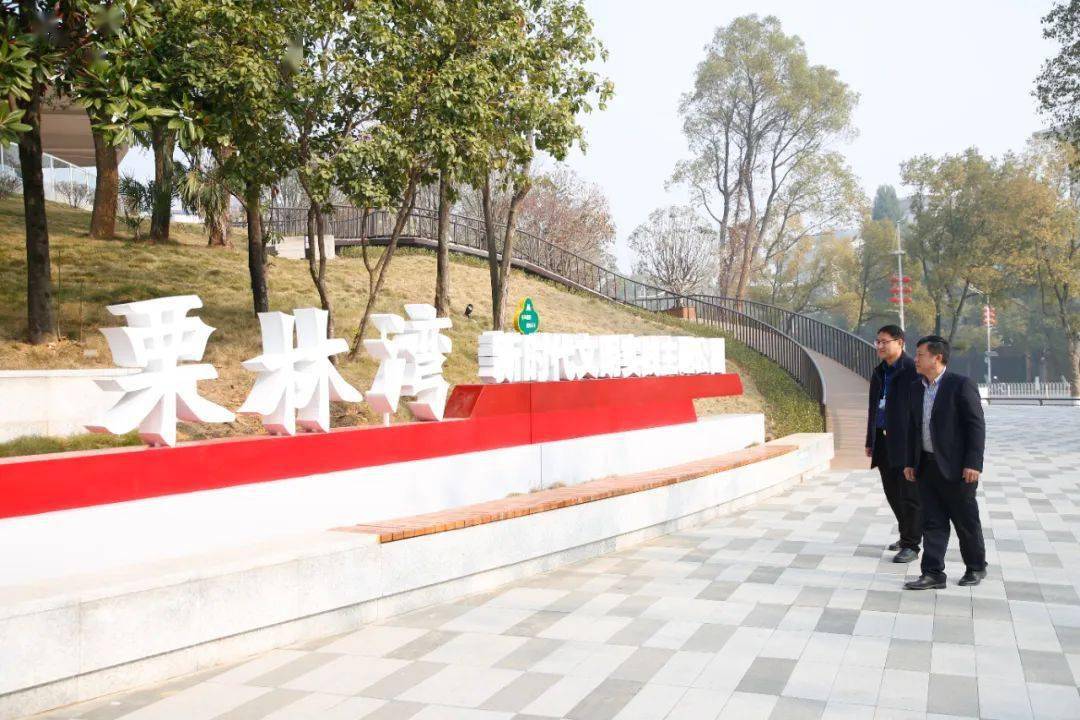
[165,0,309,314]
[3,1,158,343]
[754,232,849,316]
[476,0,611,330]
[871,185,904,223]
[1035,2,1080,396]
[671,14,858,299]
[839,218,896,333]
[629,205,715,296]
[1023,136,1080,396]
[902,148,1053,345]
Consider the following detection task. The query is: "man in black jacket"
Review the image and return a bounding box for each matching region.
[865,325,920,563]
[903,335,988,589]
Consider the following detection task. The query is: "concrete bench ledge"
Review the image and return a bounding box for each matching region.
[339,443,796,542]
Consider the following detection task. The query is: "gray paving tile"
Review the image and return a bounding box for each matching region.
[886,639,932,671]
[495,638,564,671]
[360,661,446,699]
[504,610,566,637]
[736,657,797,695]
[247,653,339,687]
[1020,649,1076,685]
[933,617,974,645]
[696,581,740,601]
[606,618,665,646]
[816,608,859,635]
[211,688,309,719]
[387,631,459,660]
[794,587,834,607]
[607,647,675,684]
[479,672,561,713]
[360,700,425,720]
[681,623,735,652]
[607,595,659,618]
[744,603,790,629]
[565,678,642,720]
[927,673,979,716]
[768,696,825,720]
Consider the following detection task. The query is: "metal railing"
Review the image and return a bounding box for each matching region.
[690,296,878,380]
[1,142,97,211]
[979,381,1071,398]
[264,204,828,426]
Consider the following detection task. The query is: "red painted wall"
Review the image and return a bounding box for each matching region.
[0,374,742,519]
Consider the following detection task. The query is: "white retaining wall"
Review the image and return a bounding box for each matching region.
[0,369,135,442]
[0,414,765,586]
[0,432,832,719]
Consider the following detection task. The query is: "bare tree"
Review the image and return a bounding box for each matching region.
[628,206,716,296]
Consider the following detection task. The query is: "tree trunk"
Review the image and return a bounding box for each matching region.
[207,211,229,247]
[18,86,54,344]
[307,204,333,335]
[245,182,269,313]
[493,182,530,331]
[89,126,118,239]
[481,177,501,319]
[434,173,452,317]
[1067,333,1080,398]
[150,124,175,242]
[349,176,418,357]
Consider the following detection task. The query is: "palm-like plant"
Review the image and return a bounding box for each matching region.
[179,156,232,247]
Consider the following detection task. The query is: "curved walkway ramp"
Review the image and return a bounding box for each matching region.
[809,351,870,470]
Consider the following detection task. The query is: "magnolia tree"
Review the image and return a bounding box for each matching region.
[2,2,161,343]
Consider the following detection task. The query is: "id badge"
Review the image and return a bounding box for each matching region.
[878,398,886,410]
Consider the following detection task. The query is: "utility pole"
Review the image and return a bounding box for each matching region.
[890,221,907,331]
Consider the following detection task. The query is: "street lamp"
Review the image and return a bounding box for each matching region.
[969,285,995,387]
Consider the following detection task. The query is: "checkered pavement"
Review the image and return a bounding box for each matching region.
[32,406,1080,720]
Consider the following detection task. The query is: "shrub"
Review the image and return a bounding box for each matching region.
[55,180,92,208]
[0,168,19,200]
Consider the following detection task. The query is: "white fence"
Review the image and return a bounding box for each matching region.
[980,381,1071,397]
[0,142,97,211]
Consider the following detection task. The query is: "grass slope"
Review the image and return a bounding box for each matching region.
[0,198,821,456]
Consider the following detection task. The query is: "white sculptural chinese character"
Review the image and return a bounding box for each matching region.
[364,303,452,421]
[86,295,234,447]
[238,308,363,434]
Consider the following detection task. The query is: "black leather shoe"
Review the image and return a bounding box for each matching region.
[958,569,987,587]
[893,548,918,563]
[904,574,946,590]
[888,541,901,551]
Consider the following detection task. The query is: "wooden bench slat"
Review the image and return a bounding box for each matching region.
[335,444,796,543]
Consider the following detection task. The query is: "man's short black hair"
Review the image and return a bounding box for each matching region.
[877,324,904,341]
[916,335,950,365]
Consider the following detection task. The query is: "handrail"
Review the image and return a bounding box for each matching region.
[264,204,829,427]
[689,295,878,380]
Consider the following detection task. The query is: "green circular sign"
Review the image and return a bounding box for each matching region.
[515,297,540,335]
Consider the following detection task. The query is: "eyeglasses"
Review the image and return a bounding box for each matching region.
[874,338,900,347]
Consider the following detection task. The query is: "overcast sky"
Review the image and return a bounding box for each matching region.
[558,0,1057,269]
[121,1,1058,271]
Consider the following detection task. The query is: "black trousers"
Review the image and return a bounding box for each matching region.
[917,451,987,578]
[873,430,921,551]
